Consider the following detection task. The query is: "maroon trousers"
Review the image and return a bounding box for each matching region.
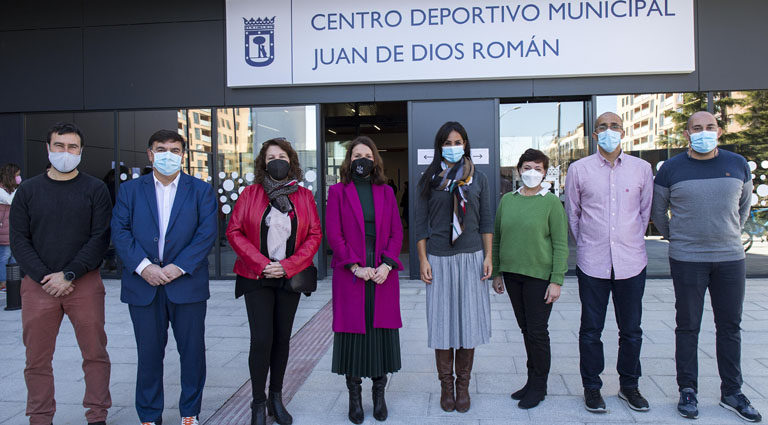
[21,270,112,425]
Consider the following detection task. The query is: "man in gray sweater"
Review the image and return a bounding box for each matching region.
[651,111,761,422]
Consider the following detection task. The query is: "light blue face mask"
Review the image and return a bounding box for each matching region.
[597,129,622,153]
[689,130,718,154]
[153,151,182,176]
[442,145,465,163]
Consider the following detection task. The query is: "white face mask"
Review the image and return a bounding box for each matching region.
[521,169,544,188]
[48,151,81,173]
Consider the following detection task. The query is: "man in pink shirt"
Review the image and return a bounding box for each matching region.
[565,112,654,414]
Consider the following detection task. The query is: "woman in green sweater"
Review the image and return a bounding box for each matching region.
[491,148,568,410]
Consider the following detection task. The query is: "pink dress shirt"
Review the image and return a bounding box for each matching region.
[564,152,653,280]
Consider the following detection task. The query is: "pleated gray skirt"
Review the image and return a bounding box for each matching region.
[425,250,492,349]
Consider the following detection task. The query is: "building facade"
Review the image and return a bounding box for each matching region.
[2,1,768,279]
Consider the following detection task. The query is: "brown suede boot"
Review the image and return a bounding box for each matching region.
[454,348,475,413]
[435,349,455,412]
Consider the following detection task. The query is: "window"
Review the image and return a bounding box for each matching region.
[193,112,200,124]
[194,128,201,140]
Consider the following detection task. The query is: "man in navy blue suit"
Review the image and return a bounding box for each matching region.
[112,130,217,425]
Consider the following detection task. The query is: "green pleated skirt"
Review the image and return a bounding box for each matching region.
[331,240,401,378]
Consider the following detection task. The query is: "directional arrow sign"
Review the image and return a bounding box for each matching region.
[471,148,489,165]
[417,149,434,165]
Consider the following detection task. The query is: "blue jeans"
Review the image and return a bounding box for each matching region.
[0,245,14,282]
[670,258,745,396]
[578,267,646,390]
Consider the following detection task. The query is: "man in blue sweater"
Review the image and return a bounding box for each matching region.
[652,111,761,422]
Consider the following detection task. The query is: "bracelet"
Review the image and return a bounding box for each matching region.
[351,266,359,276]
[382,263,393,271]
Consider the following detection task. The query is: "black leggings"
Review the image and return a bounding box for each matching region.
[244,285,301,403]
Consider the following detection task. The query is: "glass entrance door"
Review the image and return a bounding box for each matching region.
[499,100,588,273]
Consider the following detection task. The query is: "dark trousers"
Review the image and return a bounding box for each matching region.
[244,286,301,403]
[503,272,552,389]
[128,286,207,422]
[577,267,645,390]
[670,258,745,395]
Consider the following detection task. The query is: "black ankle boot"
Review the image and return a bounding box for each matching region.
[518,377,547,409]
[346,375,364,424]
[251,400,266,425]
[267,391,293,425]
[372,376,388,421]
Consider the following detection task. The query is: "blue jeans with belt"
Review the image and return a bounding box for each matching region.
[578,267,646,390]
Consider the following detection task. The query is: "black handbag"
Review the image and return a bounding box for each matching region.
[288,265,318,294]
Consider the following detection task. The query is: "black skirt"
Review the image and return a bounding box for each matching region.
[331,240,401,378]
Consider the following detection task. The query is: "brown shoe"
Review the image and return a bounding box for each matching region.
[435,349,455,412]
[454,348,475,413]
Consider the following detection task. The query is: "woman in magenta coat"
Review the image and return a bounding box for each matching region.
[326,136,403,424]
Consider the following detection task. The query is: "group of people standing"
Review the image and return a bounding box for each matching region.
[4,109,763,425]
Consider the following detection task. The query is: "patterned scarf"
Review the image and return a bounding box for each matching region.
[430,156,475,244]
[261,176,298,213]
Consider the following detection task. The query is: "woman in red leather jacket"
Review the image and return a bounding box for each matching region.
[226,138,322,425]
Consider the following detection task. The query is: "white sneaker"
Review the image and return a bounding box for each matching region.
[181,417,199,425]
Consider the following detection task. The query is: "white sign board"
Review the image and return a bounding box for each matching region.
[417,149,434,165]
[417,148,490,165]
[226,0,695,87]
[471,148,490,165]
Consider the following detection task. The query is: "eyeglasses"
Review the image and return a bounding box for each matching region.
[596,124,622,132]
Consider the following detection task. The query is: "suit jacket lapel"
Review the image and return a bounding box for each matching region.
[166,173,192,235]
[142,175,159,229]
[344,182,365,237]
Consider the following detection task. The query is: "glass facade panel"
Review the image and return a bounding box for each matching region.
[598,90,768,276]
[499,101,587,198]
[211,105,319,277]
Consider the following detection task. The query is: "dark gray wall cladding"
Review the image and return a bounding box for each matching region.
[531,72,701,97]
[83,21,225,110]
[0,28,84,113]
[25,112,76,142]
[0,0,83,30]
[225,84,376,106]
[698,0,768,91]
[82,0,223,26]
[0,114,24,170]
[373,79,533,102]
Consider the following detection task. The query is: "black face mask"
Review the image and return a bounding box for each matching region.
[266,159,290,180]
[351,158,374,177]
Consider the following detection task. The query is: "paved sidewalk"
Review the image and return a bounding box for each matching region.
[1,277,767,424]
[0,280,332,425]
[288,278,768,425]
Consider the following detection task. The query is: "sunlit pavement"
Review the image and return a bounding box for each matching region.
[1,276,767,424]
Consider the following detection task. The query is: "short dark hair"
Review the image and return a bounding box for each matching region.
[516,148,549,172]
[47,122,84,147]
[147,129,186,151]
[339,136,387,185]
[253,138,303,184]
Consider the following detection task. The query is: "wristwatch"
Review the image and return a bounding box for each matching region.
[63,271,76,282]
